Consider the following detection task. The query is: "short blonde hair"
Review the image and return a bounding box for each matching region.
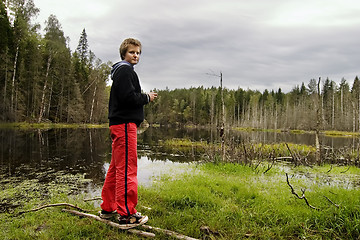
[119,38,142,60]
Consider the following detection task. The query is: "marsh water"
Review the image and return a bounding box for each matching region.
[0,127,358,193]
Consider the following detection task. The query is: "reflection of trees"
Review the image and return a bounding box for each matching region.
[0,128,111,185]
[1,127,359,185]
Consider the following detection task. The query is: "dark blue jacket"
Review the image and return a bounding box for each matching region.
[108,61,149,126]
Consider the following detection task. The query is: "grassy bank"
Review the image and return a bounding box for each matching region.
[1,163,359,239]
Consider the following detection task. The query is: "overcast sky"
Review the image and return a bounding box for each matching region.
[32,0,360,92]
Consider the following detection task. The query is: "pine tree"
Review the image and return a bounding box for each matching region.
[76,28,89,64]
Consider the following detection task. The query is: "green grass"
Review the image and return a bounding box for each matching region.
[140,163,360,239]
[1,163,360,239]
[233,126,360,138]
[324,130,360,137]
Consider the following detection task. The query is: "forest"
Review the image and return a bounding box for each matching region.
[1,0,109,123]
[146,77,360,132]
[2,0,360,132]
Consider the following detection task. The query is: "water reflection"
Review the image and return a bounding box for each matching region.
[0,128,110,186]
[0,127,358,186]
[102,155,194,187]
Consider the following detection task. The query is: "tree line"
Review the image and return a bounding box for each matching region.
[145,76,360,132]
[1,0,109,123]
[2,1,360,132]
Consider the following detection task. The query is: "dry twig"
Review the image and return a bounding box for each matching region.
[340,166,351,173]
[18,203,88,215]
[263,158,275,174]
[285,143,298,166]
[323,196,340,208]
[83,197,102,202]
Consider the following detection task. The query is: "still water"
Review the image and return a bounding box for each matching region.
[0,127,358,190]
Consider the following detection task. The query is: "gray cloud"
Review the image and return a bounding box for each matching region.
[34,0,360,92]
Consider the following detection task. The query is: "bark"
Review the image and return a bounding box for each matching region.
[10,45,19,112]
[38,55,52,123]
[220,72,225,161]
[46,78,54,118]
[315,78,322,163]
[89,80,97,123]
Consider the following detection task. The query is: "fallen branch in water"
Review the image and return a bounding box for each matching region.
[62,209,155,238]
[285,173,319,210]
[18,203,88,215]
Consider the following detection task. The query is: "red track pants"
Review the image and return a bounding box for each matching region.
[101,123,138,216]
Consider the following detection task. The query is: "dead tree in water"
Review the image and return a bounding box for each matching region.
[207,71,226,161]
[315,77,322,164]
[220,72,225,161]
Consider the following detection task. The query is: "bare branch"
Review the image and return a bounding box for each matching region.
[340,166,351,173]
[323,196,340,208]
[84,197,102,202]
[285,143,298,166]
[285,173,320,210]
[263,158,275,174]
[18,203,89,215]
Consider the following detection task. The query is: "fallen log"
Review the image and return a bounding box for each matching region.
[62,209,155,238]
[19,202,199,239]
[83,197,102,202]
[62,209,199,240]
[141,224,199,240]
